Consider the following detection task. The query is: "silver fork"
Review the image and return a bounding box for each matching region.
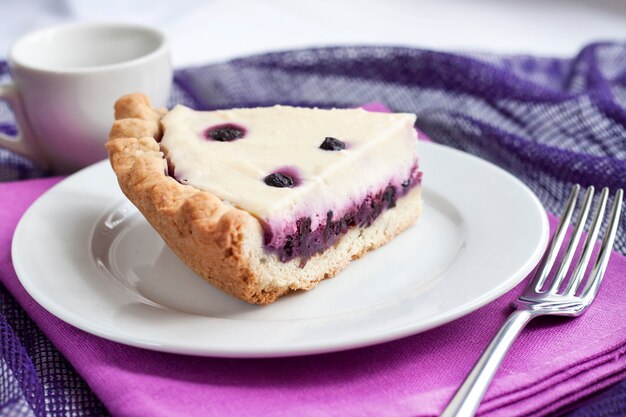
[441,185,624,417]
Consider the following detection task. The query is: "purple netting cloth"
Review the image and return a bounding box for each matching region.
[1,43,626,416]
[1,281,108,417]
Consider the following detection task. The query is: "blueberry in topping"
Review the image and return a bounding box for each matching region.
[205,124,246,142]
[319,137,345,151]
[264,173,295,188]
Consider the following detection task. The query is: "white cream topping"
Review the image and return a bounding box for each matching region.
[160,105,419,234]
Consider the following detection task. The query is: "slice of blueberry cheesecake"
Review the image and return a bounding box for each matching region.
[106,94,422,304]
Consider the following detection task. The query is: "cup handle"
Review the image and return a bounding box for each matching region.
[0,83,49,169]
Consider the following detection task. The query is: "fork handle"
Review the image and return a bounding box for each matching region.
[440,309,535,417]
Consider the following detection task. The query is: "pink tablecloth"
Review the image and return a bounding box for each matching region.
[2,178,626,417]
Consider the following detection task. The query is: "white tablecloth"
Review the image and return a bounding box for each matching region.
[2,0,626,66]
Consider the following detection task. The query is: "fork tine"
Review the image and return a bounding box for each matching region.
[564,187,610,295]
[580,188,623,301]
[528,185,580,292]
[547,187,594,293]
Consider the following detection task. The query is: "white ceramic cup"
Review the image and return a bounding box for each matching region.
[0,23,172,174]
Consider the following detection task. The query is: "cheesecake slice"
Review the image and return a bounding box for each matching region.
[106,94,422,304]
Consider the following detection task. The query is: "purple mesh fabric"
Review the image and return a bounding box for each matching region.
[2,43,626,416]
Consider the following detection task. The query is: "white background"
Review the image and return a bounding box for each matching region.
[1,0,626,67]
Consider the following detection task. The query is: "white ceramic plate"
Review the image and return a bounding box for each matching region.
[13,142,549,358]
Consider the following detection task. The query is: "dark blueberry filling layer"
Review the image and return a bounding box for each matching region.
[263,165,422,264]
[205,124,246,142]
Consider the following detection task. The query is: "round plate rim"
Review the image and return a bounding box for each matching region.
[12,142,549,357]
